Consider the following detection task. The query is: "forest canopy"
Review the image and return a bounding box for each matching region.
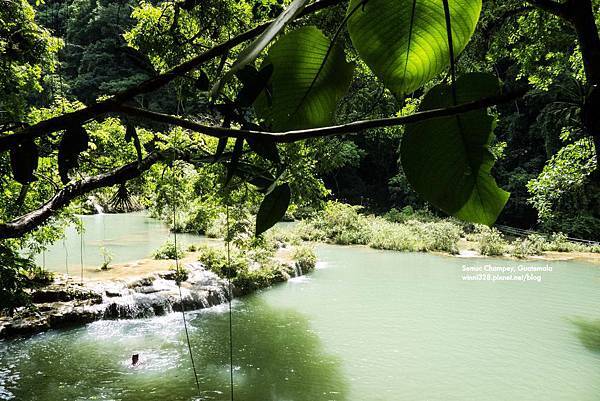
[1,0,600,263]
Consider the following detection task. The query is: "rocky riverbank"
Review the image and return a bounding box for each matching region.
[0,259,307,339]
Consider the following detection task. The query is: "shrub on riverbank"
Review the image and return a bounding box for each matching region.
[153,241,185,260]
[476,226,507,256]
[509,234,546,258]
[422,221,462,254]
[296,202,462,254]
[195,244,297,295]
[292,246,317,272]
[369,219,427,252]
[297,202,371,245]
[383,206,439,224]
[368,219,461,254]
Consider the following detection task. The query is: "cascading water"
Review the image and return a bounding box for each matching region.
[0,262,232,338]
[93,203,105,214]
[293,263,303,277]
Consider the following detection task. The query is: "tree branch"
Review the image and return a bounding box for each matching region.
[0,86,527,240]
[0,0,343,154]
[0,149,209,239]
[115,87,528,142]
[525,0,572,21]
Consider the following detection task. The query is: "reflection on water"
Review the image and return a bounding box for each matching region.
[571,318,600,352]
[0,299,347,401]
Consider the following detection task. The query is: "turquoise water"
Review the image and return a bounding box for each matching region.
[3,215,600,400]
[34,212,204,273]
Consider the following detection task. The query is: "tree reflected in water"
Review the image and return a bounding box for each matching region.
[571,318,600,353]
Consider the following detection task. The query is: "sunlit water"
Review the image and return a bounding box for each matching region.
[34,212,204,273]
[3,215,600,400]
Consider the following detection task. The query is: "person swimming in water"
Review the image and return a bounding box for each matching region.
[131,354,140,366]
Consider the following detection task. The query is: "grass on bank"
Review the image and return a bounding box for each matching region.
[293,202,600,257]
[155,201,600,266]
[195,242,317,295]
[152,227,317,295]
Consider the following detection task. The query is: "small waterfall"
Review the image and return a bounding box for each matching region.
[293,263,303,277]
[93,203,104,214]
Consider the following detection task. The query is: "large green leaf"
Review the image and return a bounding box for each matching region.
[347,0,481,97]
[211,0,309,96]
[256,183,292,236]
[10,137,38,184]
[400,73,509,226]
[254,26,354,131]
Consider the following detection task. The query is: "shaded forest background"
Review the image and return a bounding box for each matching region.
[2,0,599,240]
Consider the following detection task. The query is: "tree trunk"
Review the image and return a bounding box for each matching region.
[570,0,600,182]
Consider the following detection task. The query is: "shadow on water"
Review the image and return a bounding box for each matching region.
[571,318,600,353]
[0,297,348,401]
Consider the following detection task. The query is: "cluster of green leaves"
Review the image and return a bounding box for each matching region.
[296,201,463,254]
[152,240,186,260]
[0,0,60,123]
[0,244,54,315]
[195,242,298,296]
[474,225,507,256]
[527,137,597,219]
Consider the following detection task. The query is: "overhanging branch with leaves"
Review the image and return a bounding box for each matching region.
[3,0,600,239]
[114,88,527,142]
[0,149,219,239]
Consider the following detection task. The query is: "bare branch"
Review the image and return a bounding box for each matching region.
[0,0,343,153]
[115,87,528,143]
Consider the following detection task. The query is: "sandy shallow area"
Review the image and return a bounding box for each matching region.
[76,243,296,283]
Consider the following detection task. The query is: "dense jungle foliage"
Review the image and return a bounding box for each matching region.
[1,0,600,275]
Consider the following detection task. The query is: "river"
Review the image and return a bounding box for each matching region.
[2,213,600,400]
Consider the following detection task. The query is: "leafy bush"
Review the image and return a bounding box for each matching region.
[292,245,317,272]
[0,246,52,315]
[196,244,248,278]
[510,234,546,258]
[205,211,254,248]
[545,232,575,252]
[264,225,301,247]
[476,226,507,256]
[369,219,427,252]
[205,213,228,239]
[422,221,461,254]
[297,202,372,245]
[25,265,54,285]
[232,266,280,296]
[368,219,461,254]
[196,244,291,295]
[153,241,185,260]
[383,206,439,223]
[100,246,113,270]
[169,265,189,284]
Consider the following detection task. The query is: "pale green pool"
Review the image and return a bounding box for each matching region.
[3,215,600,400]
